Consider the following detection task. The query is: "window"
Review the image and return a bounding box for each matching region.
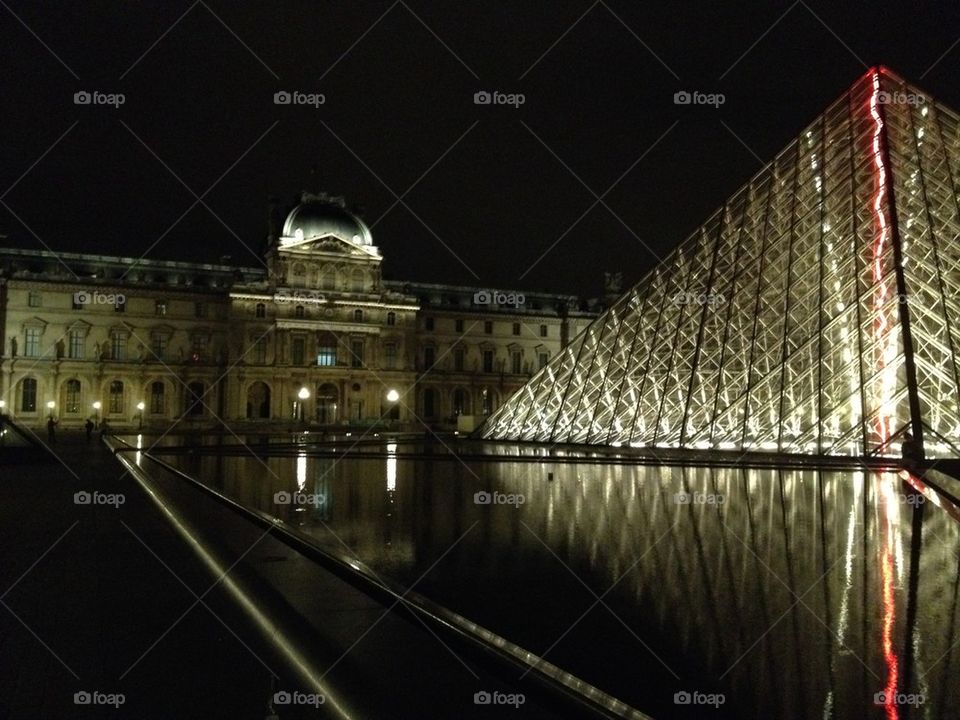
[186,382,204,416]
[21,378,37,412]
[317,345,337,366]
[386,312,396,326]
[192,334,208,356]
[24,327,41,358]
[351,269,365,292]
[511,351,522,374]
[455,318,464,333]
[254,337,267,364]
[109,381,124,414]
[151,333,168,359]
[351,339,364,368]
[111,333,127,361]
[65,379,81,414]
[150,381,165,414]
[28,292,41,308]
[539,324,548,337]
[385,343,397,369]
[255,303,266,318]
[538,352,549,369]
[68,330,84,359]
[483,350,494,373]
[291,337,305,366]
[454,347,465,372]
[295,305,305,319]
[114,296,126,313]
[354,309,363,322]
[481,388,492,414]
[453,388,466,415]
[425,317,434,331]
[194,302,207,318]
[512,322,521,336]
[321,267,336,291]
[423,346,435,369]
[155,300,167,317]
[484,321,493,334]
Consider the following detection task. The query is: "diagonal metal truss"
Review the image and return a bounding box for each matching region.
[483,67,960,458]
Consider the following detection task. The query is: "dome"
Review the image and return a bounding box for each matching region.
[280,194,374,248]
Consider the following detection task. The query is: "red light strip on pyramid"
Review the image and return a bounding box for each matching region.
[869,70,898,447]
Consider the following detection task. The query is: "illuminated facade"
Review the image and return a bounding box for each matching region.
[0,193,596,430]
[482,67,960,458]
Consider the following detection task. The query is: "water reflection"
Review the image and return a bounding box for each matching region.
[162,444,960,719]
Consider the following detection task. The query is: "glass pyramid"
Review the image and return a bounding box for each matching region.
[482,67,960,458]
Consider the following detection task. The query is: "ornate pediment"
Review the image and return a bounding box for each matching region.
[278,234,380,259]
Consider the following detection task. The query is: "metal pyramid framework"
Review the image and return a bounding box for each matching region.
[482,67,960,459]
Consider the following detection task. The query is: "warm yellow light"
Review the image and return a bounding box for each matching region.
[46,401,56,409]
[137,401,145,411]
[298,387,311,400]
[386,389,400,403]
[92,401,102,410]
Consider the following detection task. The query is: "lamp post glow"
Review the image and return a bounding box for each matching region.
[137,401,145,430]
[386,389,400,403]
[297,387,310,422]
[92,401,102,428]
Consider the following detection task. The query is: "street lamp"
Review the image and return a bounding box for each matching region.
[137,401,145,430]
[297,387,310,422]
[386,389,400,403]
[92,401,102,428]
[46,400,55,418]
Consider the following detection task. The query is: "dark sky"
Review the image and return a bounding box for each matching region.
[2,1,959,298]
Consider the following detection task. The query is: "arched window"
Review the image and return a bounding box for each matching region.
[65,379,81,414]
[321,267,336,291]
[150,381,165,414]
[291,263,306,280]
[20,378,37,412]
[109,381,124,414]
[255,303,266,318]
[386,312,396,326]
[350,269,365,293]
[295,305,305,319]
[452,388,468,416]
[246,382,271,419]
[354,309,363,322]
[186,382,204,416]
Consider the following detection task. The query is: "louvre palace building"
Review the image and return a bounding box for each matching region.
[0,193,598,431]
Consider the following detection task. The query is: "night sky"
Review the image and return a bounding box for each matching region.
[2,1,959,298]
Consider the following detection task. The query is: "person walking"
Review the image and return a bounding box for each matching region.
[47,416,57,445]
[85,418,94,442]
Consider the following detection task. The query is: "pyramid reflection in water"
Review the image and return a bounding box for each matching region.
[482,67,960,458]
